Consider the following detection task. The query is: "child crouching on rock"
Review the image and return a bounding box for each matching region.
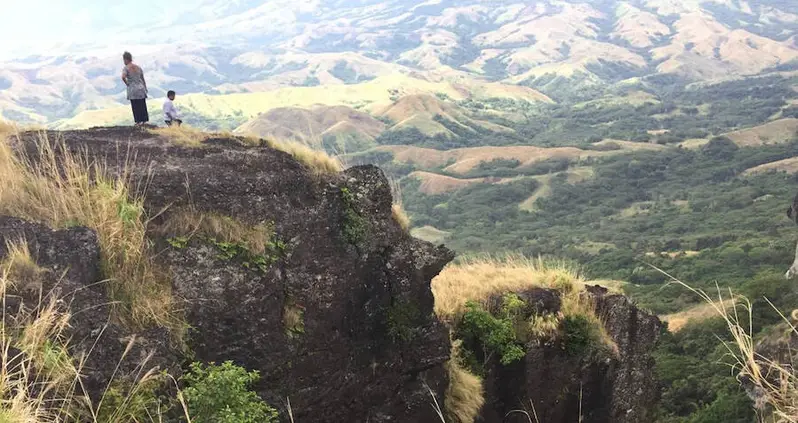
[163,90,182,127]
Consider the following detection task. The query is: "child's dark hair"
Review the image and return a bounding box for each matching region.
[167,90,176,97]
[123,51,132,62]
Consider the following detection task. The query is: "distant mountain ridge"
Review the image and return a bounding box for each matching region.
[1,0,797,126]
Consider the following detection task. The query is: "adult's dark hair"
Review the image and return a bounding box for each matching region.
[167,90,176,97]
[123,51,133,62]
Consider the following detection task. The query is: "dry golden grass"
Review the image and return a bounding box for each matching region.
[445,341,484,423]
[432,255,617,353]
[282,304,305,336]
[148,125,209,147]
[409,171,484,195]
[392,205,410,231]
[591,139,666,152]
[158,208,274,255]
[724,118,798,147]
[0,259,188,423]
[518,176,553,212]
[679,138,710,149]
[662,300,738,332]
[264,138,343,175]
[0,130,178,333]
[151,125,343,175]
[0,120,17,139]
[0,241,47,295]
[389,177,410,231]
[378,145,589,175]
[434,256,580,321]
[744,157,798,176]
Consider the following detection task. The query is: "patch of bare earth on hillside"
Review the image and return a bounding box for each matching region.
[679,138,710,149]
[409,171,486,194]
[744,157,798,175]
[725,118,798,147]
[592,139,667,152]
[662,299,737,332]
[379,145,600,175]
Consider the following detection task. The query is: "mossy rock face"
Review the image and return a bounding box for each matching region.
[463,287,662,423]
[25,127,452,422]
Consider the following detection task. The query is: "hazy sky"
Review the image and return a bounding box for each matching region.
[0,0,221,59]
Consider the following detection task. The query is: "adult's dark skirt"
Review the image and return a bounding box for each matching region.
[130,99,149,124]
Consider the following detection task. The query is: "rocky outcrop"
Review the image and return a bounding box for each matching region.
[5,127,663,422]
[15,127,454,422]
[479,286,662,423]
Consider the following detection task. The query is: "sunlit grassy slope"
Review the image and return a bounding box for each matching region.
[54,75,552,130]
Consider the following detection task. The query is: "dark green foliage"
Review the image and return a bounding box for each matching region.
[508,75,796,147]
[394,136,798,422]
[340,187,368,245]
[654,319,756,423]
[457,300,526,367]
[561,314,594,356]
[403,141,798,314]
[386,300,421,343]
[182,361,279,423]
[701,136,739,160]
[167,236,189,249]
[210,238,286,273]
[329,61,375,84]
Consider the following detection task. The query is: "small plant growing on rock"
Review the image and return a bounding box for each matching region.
[458,300,526,366]
[182,361,278,423]
[210,238,284,273]
[167,236,189,249]
[561,314,595,356]
[96,373,169,422]
[160,209,286,273]
[386,300,422,343]
[283,302,306,338]
[340,187,368,245]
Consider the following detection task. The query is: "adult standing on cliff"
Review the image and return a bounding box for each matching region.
[121,52,149,126]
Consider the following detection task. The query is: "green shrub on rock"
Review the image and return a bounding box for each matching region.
[182,361,278,423]
[458,300,526,366]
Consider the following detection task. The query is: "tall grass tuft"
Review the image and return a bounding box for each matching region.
[432,255,615,334]
[0,130,178,333]
[653,266,798,422]
[0,247,189,422]
[150,125,344,175]
[148,125,209,147]
[0,120,17,139]
[444,341,485,423]
[389,177,410,231]
[264,138,344,175]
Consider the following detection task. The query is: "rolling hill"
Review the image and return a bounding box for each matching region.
[2,0,798,128]
[52,73,550,131]
[374,93,514,138]
[234,105,386,151]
